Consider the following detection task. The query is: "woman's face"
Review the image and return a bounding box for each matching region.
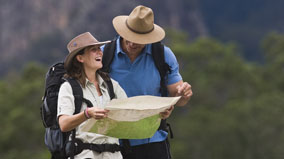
[77,45,103,71]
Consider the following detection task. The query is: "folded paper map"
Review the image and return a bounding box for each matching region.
[81,95,181,139]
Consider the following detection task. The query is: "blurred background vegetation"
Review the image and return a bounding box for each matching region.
[1,0,284,159]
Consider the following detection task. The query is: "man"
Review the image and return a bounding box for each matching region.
[101,5,193,159]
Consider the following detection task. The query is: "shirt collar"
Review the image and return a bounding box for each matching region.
[116,36,152,55]
[116,37,124,55]
[85,74,105,88]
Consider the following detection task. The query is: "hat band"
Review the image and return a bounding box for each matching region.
[125,20,154,34]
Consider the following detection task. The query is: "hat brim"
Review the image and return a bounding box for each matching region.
[64,40,111,70]
[113,16,165,44]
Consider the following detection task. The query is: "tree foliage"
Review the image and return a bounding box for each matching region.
[262,32,284,91]
[0,63,49,159]
[1,32,284,159]
[167,30,284,159]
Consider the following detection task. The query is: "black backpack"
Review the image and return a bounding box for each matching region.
[40,62,115,159]
[102,38,174,154]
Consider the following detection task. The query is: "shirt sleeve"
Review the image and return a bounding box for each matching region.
[164,46,183,85]
[57,81,75,117]
[111,79,128,99]
[100,44,105,51]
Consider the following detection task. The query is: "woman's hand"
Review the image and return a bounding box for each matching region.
[87,107,110,120]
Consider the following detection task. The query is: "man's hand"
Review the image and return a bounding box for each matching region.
[160,105,174,119]
[176,82,192,99]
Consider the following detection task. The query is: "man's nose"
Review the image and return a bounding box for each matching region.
[129,42,138,47]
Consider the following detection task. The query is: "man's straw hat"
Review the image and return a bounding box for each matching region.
[112,5,165,44]
[65,32,110,70]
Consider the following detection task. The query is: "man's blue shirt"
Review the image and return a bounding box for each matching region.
[101,37,182,146]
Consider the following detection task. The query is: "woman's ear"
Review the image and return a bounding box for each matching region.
[76,54,84,63]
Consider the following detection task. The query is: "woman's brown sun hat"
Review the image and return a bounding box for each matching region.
[64,32,110,70]
[112,5,165,44]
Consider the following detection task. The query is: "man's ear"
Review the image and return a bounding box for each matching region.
[76,54,84,63]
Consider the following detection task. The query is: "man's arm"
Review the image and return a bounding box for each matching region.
[159,80,192,119]
[167,80,193,106]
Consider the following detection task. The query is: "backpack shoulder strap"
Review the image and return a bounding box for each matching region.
[152,42,174,137]
[152,42,171,97]
[101,36,117,100]
[105,80,115,100]
[66,78,86,114]
[65,78,94,159]
[97,70,116,100]
[102,37,117,73]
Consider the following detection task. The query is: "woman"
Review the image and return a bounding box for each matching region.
[57,32,127,159]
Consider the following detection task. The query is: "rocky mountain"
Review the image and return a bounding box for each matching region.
[0,0,208,75]
[1,0,284,76]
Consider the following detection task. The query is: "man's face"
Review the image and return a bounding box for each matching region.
[122,39,146,55]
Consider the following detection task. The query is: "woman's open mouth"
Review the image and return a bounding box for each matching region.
[95,57,102,61]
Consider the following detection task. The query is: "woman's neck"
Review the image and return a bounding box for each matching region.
[85,69,98,83]
[85,69,102,96]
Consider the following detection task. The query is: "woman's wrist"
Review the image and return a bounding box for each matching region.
[84,107,90,119]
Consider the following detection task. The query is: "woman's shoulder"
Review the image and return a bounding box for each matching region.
[110,78,127,98]
[61,80,72,87]
[109,78,121,89]
[59,81,73,93]
[110,78,119,85]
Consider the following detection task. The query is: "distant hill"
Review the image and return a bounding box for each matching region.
[1,0,284,76]
[0,0,207,76]
[200,0,284,60]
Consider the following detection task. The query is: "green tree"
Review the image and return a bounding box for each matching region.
[262,32,284,91]
[166,31,284,159]
[1,31,284,159]
[0,63,49,159]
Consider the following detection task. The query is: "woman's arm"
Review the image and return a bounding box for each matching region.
[58,112,87,132]
[59,107,110,132]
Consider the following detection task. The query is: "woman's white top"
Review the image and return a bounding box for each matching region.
[57,75,127,159]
